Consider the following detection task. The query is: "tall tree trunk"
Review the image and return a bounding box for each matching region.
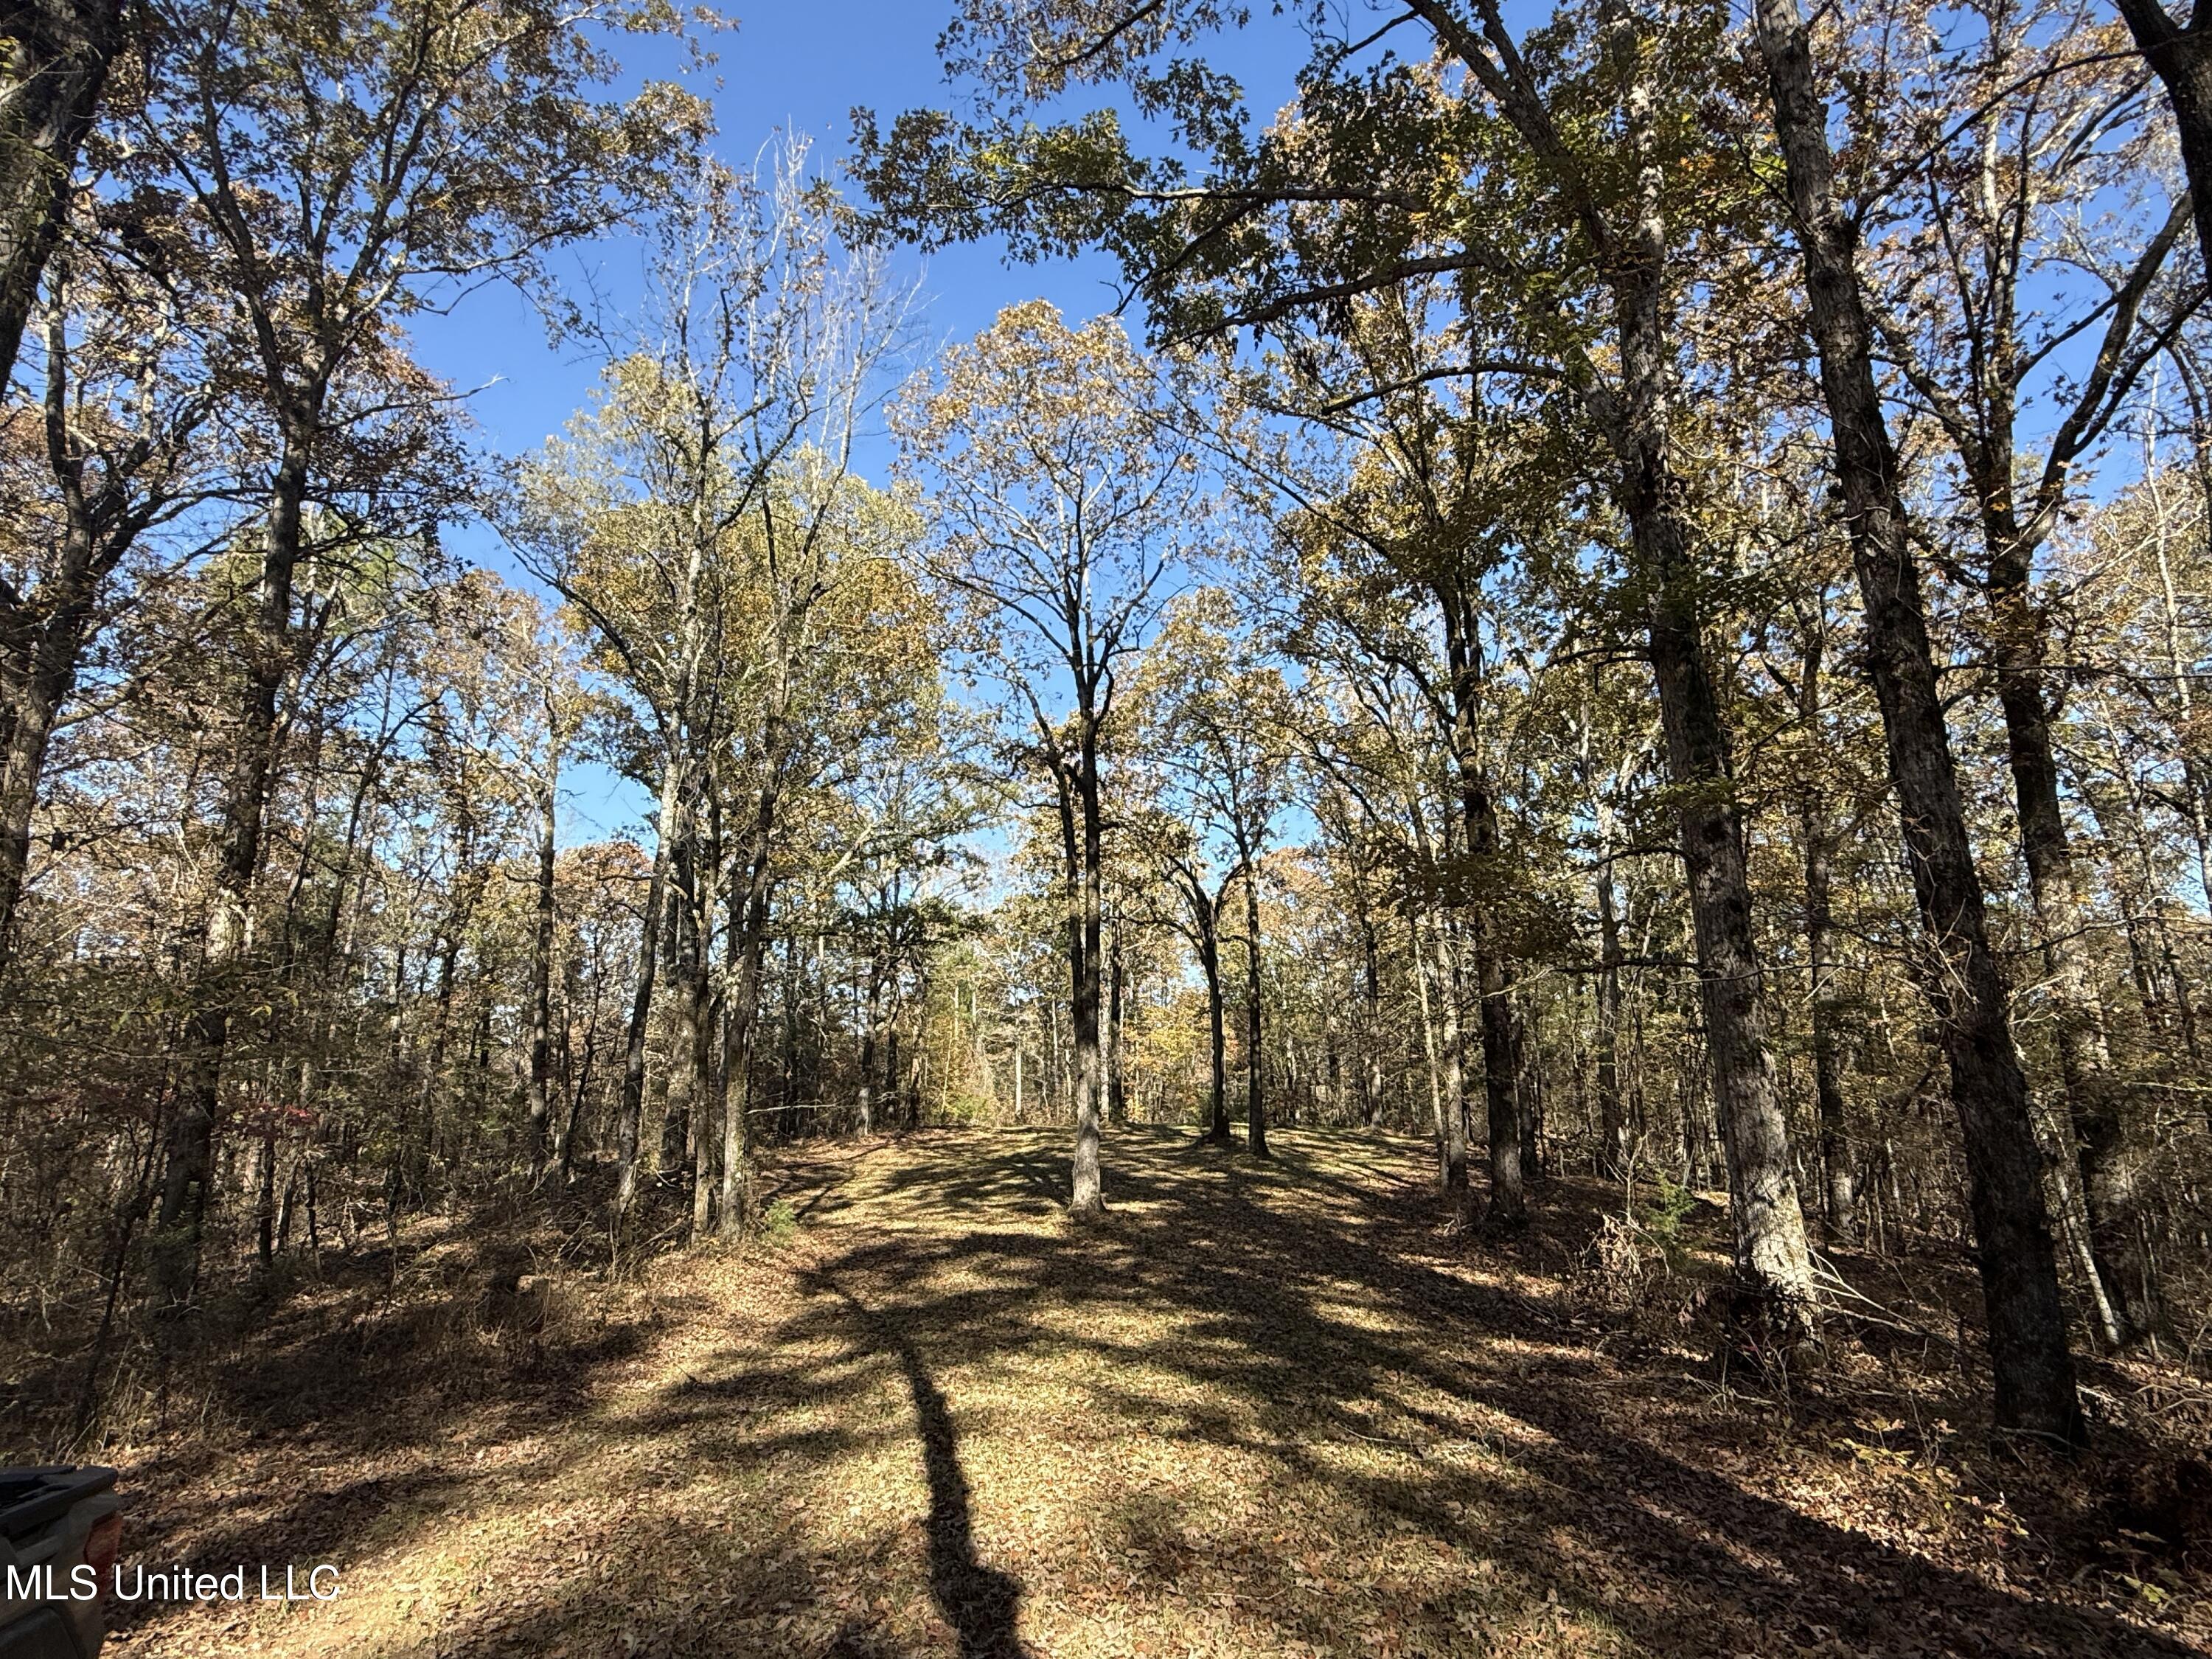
[1425,908,1472,1216]
[556,940,594,1182]
[155,427,313,1312]
[1478,949,1523,1225]
[1240,858,1267,1157]
[1442,591,1523,1221]
[0,286,127,972]
[717,810,776,1237]
[0,0,122,387]
[0,557,86,972]
[1637,484,1816,1346]
[690,929,724,1240]
[1359,907,1383,1126]
[1983,520,2140,1339]
[411,918,462,1204]
[254,1121,276,1271]
[1801,812,1856,1239]
[1514,995,1539,1177]
[675,900,714,1180]
[658,840,706,1180]
[1200,915,1230,1144]
[1410,0,1814,1333]
[1594,862,1629,1180]
[858,950,882,1135]
[1069,743,1105,1215]
[613,764,681,1225]
[1413,911,1447,1163]
[1996,490,2151,1275]
[1046,1001,1062,1116]
[1755,0,2084,1441]
[525,771,558,1187]
[716,897,766,1236]
[1107,914,1127,1125]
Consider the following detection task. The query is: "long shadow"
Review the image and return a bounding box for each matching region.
[821,1274,1032,1659]
[768,1128,2203,1658]
[121,1127,2208,1658]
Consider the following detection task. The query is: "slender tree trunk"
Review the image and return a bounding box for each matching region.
[675,898,714,1178]
[1442,600,1523,1221]
[0,271,129,968]
[859,951,882,1135]
[1240,858,1267,1157]
[156,426,314,1312]
[1515,995,1540,1177]
[0,574,84,971]
[658,841,706,1180]
[1069,743,1105,1214]
[1595,863,1629,1180]
[1983,522,2140,1339]
[690,938,724,1241]
[884,975,903,1109]
[1200,919,1230,1143]
[275,1150,298,1255]
[555,941,593,1180]
[1409,0,1812,1329]
[254,1121,276,1270]
[716,902,766,1235]
[717,813,776,1237]
[1756,0,2083,1441]
[613,764,681,1225]
[1046,1001,1062,1116]
[1409,908,1444,1180]
[1802,812,1856,1239]
[1107,914,1127,1125]
[525,771,558,1187]
[1360,908,1384,1126]
[1637,483,1816,1345]
[1478,949,1523,1225]
[1425,909,1472,1215]
[411,919,463,1204]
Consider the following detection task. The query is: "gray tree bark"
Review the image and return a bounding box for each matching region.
[1753,0,2084,1442]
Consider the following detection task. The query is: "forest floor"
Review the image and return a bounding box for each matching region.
[90,1127,2212,1659]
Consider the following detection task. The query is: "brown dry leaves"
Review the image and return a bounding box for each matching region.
[104,1130,2208,1659]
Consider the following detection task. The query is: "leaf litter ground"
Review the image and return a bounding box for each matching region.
[100,1128,2211,1658]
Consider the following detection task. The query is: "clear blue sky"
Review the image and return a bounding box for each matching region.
[412,1,1310,841]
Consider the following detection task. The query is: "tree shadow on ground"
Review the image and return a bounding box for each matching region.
[704,1127,2201,1658]
[114,1127,2207,1658]
[821,1276,1032,1659]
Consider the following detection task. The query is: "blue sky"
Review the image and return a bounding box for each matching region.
[411,1,1310,841]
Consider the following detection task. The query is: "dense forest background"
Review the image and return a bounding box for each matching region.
[4,0,2212,1492]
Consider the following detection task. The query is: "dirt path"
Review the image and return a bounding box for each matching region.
[109,1129,2203,1658]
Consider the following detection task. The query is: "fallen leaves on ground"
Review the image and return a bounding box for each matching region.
[97,1129,2210,1658]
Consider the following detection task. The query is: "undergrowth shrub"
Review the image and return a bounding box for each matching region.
[1571,1173,1715,1343]
[1635,1172,1698,1269]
